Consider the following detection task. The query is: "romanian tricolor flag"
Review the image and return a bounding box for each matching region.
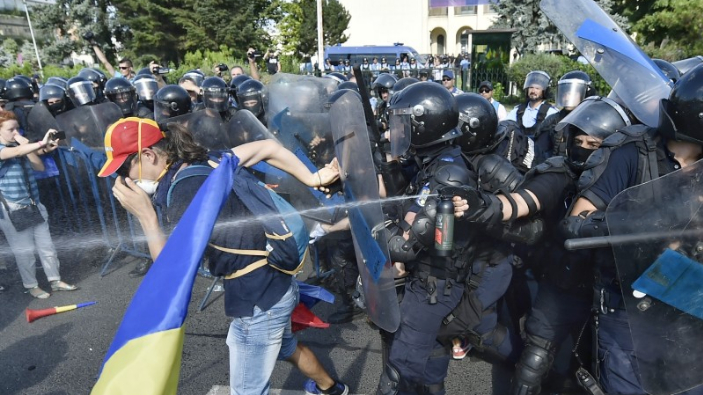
[91,154,239,395]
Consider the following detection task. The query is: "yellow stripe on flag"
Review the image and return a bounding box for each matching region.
[91,327,185,395]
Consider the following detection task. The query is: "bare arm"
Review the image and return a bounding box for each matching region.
[569,197,597,217]
[231,140,339,187]
[0,129,61,171]
[249,58,260,81]
[92,44,115,76]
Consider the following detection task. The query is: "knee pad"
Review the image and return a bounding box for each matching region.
[511,336,556,395]
[377,362,401,395]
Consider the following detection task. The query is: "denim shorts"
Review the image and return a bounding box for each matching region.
[226,279,299,395]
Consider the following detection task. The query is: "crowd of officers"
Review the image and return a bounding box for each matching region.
[2,51,703,395]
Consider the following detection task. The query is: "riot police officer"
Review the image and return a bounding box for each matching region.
[377,82,472,395]
[236,79,266,124]
[78,68,109,103]
[201,76,236,121]
[562,64,703,395]
[153,85,192,128]
[39,83,69,117]
[372,73,398,133]
[104,78,139,117]
[133,74,159,119]
[534,70,596,160]
[66,76,98,108]
[2,77,36,133]
[506,71,558,137]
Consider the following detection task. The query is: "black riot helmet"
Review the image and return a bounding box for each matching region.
[658,63,703,145]
[39,83,68,116]
[388,81,460,156]
[454,93,498,154]
[393,77,419,93]
[66,76,97,106]
[653,59,681,84]
[182,70,205,88]
[46,76,68,90]
[201,76,230,112]
[236,79,266,118]
[556,96,633,170]
[133,74,159,105]
[523,70,551,100]
[672,56,703,76]
[372,73,398,99]
[154,85,192,124]
[14,75,37,97]
[78,68,108,101]
[556,70,596,110]
[0,79,6,104]
[2,77,34,101]
[337,81,359,92]
[229,74,252,103]
[323,72,348,85]
[104,78,138,116]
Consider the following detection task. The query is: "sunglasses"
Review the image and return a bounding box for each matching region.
[442,78,452,82]
[479,88,491,93]
[119,66,130,70]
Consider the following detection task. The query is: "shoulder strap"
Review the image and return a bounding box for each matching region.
[535,102,552,125]
[516,103,527,128]
[166,164,214,207]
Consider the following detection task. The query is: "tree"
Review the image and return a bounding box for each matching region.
[32,0,120,65]
[491,0,628,57]
[278,0,350,57]
[630,0,703,59]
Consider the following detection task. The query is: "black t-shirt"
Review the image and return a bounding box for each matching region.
[162,163,291,318]
[267,56,279,75]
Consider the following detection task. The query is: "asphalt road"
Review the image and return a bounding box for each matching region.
[0,245,497,395]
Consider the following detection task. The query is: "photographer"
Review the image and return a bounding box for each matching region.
[264,48,281,75]
[148,60,169,89]
[0,111,76,299]
[85,32,135,81]
[230,47,261,81]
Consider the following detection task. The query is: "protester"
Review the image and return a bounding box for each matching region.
[98,118,349,395]
[0,111,77,298]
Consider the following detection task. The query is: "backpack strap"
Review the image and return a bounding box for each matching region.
[516,103,527,129]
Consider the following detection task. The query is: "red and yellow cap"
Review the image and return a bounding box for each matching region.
[98,117,165,177]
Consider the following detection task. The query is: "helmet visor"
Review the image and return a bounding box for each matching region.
[556,96,631,140]
[203,88,230,112]
[68,81,96,106]
[557,79,588,109]
[134,79,158,102]
[524,71,550,90]
[388,107,413,158]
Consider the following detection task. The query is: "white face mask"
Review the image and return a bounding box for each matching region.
[135,179,159,196]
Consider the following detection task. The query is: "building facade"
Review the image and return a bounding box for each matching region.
[337,0,499,56]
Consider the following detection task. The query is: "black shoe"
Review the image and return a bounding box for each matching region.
[328,303,365,324]
[129,259,151,278]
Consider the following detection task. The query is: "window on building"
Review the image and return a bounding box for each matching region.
[455,6,477,15]
[437,35,445,55]
[428,6,448,16]
[484,4,497,13]
[460,30,470,54]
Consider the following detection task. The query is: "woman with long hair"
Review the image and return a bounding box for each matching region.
[0,110,77,298]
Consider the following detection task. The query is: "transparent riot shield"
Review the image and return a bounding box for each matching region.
[55,102,124,149]
[227,109,278,147]
[540,0,671,127]
[266,73,337,124]
[26,103,60,142]
[330,91,400,332]
[229,110,339,224]
[606,159,703,395]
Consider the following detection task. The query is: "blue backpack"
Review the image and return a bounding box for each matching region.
[167,162,309,278]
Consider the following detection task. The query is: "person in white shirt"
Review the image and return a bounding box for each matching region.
[506,70,558,136]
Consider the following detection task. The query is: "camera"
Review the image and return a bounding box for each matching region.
[153,67,173,75]
[216,63,229,72]
[82,31,95,42]
[51,131,66,140]
[248,51,263,59]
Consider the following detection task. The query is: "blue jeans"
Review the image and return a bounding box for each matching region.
[227,278,299,395]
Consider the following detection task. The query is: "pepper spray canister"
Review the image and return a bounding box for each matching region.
[434,196,455,256]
